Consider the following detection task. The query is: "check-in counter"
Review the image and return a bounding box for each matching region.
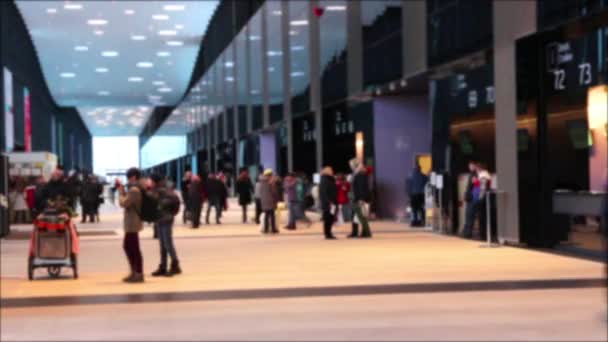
[553,190,607,249]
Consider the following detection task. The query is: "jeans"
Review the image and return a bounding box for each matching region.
[463,200,480,238]
[191,203,202,228]
[323,210,335,238]
[241,204,248,223]
[157,220,178,267]
[255,199,262,224]
[263,210,277,233]
[287,201,298,227]
[123,232,143,274]
[206,200,222,223]
[410,193,425,226]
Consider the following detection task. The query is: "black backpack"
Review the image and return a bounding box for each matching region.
[139,188,159,223]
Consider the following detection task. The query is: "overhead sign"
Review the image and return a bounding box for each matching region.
[546,32,599,92]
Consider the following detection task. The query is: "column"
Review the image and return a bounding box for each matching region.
[282,1,294,172]
[402,0,427,78]
[309,0,322,171]
[493,0,536,244]
[347,0,363,96]
[246,23,253,133]
[261,4,270,128]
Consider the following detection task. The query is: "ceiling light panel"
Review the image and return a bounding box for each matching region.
[87,19,108,26]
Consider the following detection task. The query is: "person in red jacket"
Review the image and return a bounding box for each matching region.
[335,173,350,225]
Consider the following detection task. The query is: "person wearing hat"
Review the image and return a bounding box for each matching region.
[259,168,279,234]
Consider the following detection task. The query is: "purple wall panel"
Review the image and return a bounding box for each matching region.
[373,96,430,219]
[260,132,277,173]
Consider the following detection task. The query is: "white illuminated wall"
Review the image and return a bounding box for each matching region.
[93,136,140,177]
[140,136,187,170]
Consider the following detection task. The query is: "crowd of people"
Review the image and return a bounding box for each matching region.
[7,167,105,224]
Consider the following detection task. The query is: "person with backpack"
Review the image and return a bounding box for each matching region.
[149,174,182,277]
[118,167,145,283]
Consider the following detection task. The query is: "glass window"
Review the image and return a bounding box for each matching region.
[235,24,249,135]
[289,0,310,114]
[362,0,402,88]
[319,0,347,105]
[267,1,284,124]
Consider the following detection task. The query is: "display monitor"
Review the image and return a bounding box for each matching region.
[458,130,474,155]
[566,119,593,149]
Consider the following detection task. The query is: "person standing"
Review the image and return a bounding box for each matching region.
[349,159,372,238]
[181,170,192,224]
[283,173,298,230]
[206,174,225,225]
[319,167,338,240]
[254,174,263,225]
[188,175,204,228]
[335,174,350,226]
[235,170,254,223]
[406,163,428,227]
[118,167,144,283]
[462,161,490,239]
[259,169,279,234]
[80,175,97,223]
[150,174,182,277]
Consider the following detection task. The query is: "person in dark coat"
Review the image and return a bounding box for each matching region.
[181,171,192,224]
[319,166,338,240]
[235,170,254,223]
[349,159,372,238]
[149,174,182,277]
[40,167,70,211]
[406,164,428,227]
[206,174,226,225]
[188,175,203,228]
[80,175,99,223]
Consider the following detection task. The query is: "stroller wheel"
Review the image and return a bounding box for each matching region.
[28,256,34,281]
[48,266,61,278]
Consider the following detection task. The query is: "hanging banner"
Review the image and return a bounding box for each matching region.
[4,68,14,152]
[24,88,31,152]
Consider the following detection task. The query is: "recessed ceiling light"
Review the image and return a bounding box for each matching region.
[136,62,154,68]
[289,30,298,36]
[95,67,109,73]
[166,41,183,46]
[46,8,57,14]
[249,35,261,41]
[128,77,144,82]
[148,95,162,100]
[291,45,305,51]
[152,81,165,86]
[158,30,177,36]
[267,51,283,57]
[131,35,146,41]
[326,5,346,11]
[87,19,108,26]
[124,9,135,15]
[272,10,282,16]
[163,4,185,11]
[98,91,110,96]
[74,45,88,51]
[268,67,275,72]
[59,72,76,78]
[64,3,83,10]
[290,20,308,26]
[225,61,234,68]
[152,14,169,21]
[101,51,119,57]
[156,51,171,57]
[225,77,235,82]
[175,24,184,30]
[158,87,173,93]
[291,71,305,77]
[94,30,104,36]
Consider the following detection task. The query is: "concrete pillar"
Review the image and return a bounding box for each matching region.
[261,4,270,128]
[347,0,363,96]
[246,23,253,133]
[402,0,427,78]
[281,1,294,172]
[493,0,536,244]
[309,0,322,171]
